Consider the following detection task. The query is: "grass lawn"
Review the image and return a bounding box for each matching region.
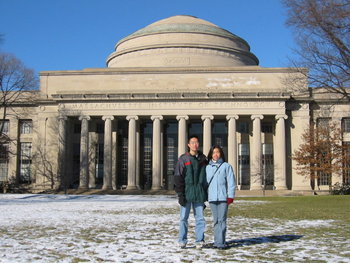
[223,195,350,262]
[231,195,350,221]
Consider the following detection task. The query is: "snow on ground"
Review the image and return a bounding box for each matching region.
[0,194,349,263]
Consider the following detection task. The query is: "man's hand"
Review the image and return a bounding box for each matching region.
[178,194,187,206]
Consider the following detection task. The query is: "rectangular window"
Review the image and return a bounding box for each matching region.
[117,120,129,188]
[342,118,350,133]
[20,120,33,134]
[262,144,274,185]
[141,121,153,190]
[317,118,331,140]
[0,144,9,181]
[318,171,331,186]
[238,143,250,185]
[164,121,178,190]
[19,142,32,184]
[317,149,331,186]
[95,143,104,184]
[0,120,9,135]
[71,143,80,188]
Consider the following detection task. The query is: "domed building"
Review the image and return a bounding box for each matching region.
[106,15,259,68]
[1,15,349,194]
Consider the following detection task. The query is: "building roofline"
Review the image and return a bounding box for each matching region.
[40,66,308,76]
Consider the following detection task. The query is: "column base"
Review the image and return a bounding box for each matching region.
[151,186,162,190]
[274,185,288,190]
[102,185,113,190]
[126,185,138,190]
[250,185,263,191]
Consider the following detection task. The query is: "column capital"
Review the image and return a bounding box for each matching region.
[201,115,214,121]
[58,115,68,121]
[275,114,288,120]
[251,114,264,120]
[176,115,189,121]
[126,115,139,121]
[151,115,163,121]
[102,115,114,121]
[79,115,91,121]
[226,115,239,121]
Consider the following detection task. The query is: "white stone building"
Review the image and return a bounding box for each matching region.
[1,15,349,193]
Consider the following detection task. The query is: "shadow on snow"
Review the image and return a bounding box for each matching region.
[201,235,303,249]
[226,234,303,248]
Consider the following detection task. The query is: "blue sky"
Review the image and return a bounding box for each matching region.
[0,0,296,74]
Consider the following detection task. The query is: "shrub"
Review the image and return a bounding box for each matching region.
[331,182,350,195]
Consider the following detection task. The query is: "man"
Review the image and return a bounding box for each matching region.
[174,135,207,249]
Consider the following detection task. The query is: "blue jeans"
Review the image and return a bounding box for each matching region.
[209,201,228,248]
[178,202,205,244]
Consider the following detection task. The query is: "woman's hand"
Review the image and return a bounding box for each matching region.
[227,198,234,205]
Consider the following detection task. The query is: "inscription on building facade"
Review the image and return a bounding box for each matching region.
[61,101,281,111]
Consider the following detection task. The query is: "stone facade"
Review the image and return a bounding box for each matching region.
[1,15,349,193]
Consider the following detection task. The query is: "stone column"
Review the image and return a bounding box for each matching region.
[151,115,163,190]
[201,115,214,156]
[250,115,264,190]
[176,115,189,156]
[160,123,164,188]
[126,116,138,190]
[275,114,288,190]
[88,133,97,189]
[112,127,117,190]
[226,115,239,186]
[79,115,90,189]
[331,118,343,185]
[136,122,140,189]
[102,116,114,190]
[58,116,67,189]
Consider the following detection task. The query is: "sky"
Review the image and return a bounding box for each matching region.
[0,0,297,75]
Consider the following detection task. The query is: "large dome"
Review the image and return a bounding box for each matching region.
[106,15,259,68]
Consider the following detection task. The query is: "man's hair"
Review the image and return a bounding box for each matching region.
[207,145,226,162]
[188,135,200,143]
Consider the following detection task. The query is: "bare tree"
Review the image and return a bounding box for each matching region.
[0,53,38,191]
[282,0,350,101]
[0,53,38,139]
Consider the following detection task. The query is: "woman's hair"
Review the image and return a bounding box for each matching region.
[207,145,226,162]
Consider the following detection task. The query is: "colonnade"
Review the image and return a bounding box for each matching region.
[58,114,288,191]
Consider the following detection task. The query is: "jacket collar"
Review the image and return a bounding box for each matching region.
[186,151,203,158]
[209,158,224,165]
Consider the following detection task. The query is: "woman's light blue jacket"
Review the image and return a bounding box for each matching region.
[206,158,235,202]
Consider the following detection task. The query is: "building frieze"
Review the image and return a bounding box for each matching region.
[51,91,291,101]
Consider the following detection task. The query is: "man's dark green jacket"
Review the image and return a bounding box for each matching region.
[174,151,208,203]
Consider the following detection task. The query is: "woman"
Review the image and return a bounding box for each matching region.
[206,145,235,249]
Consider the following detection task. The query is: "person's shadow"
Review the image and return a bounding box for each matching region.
[205,235,303,249]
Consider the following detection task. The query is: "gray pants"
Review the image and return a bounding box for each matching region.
[209,201,228,247]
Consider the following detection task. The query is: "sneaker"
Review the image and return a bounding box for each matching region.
[195,241,205,249]
[215,244,228,250]
[178,243,186,249]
